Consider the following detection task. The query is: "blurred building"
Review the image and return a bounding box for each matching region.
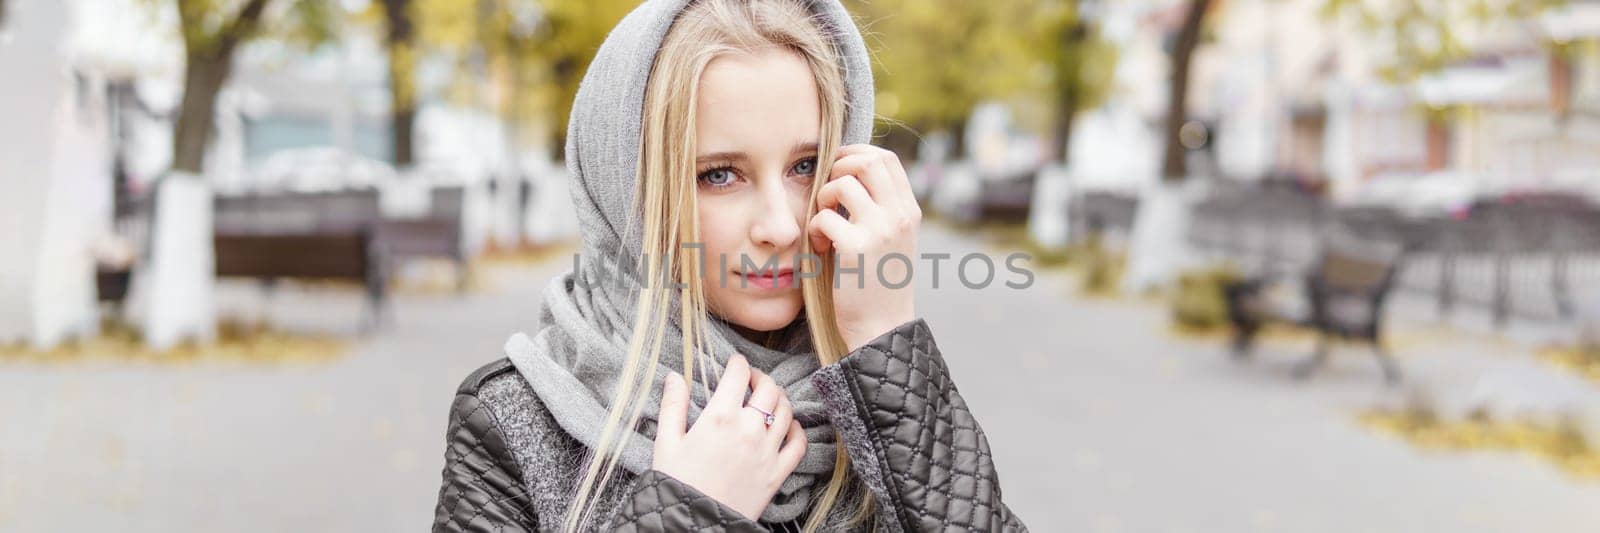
[1078,0,1600,210]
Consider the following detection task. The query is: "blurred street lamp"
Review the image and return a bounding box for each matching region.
[1178,120,1208,150]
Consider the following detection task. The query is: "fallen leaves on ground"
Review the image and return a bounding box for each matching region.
[1360,406,1600,480]
[0,319,348,366]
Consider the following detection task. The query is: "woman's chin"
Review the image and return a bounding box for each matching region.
[720,298,803,333]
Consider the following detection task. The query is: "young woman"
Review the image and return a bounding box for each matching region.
[433,0,1028,531]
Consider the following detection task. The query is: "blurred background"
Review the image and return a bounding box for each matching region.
[3,0,1600,531]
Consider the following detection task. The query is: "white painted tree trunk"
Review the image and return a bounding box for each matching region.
[132,172,216,350]
[461,179,492,258]
[1120,179,1202,294]
[1027,164,1072,250]
[929,161,979,223]
[0,0,106,349]
[489,174,522,250]
[523,160,578,246]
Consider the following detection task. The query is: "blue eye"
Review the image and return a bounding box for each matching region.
[791,157,817,176]
[697,167,737,188]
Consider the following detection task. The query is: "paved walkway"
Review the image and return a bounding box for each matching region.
[2,225,1598,532]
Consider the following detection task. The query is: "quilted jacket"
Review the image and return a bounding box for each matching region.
[433,318,1029,532]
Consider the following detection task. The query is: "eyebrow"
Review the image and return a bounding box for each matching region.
[695,141,820,165]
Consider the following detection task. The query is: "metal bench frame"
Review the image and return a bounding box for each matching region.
[1224,239,1403,384]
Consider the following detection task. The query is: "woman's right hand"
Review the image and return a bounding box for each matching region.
[651,353,807,521]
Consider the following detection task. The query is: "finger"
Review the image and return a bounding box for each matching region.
[838,144,917,212]
[656,371,687,443]
[807,208,859,254]
[833,143,882,161]
[744,368,780,421]
[708,353,752,412]
[878,146,914,198]
[830,153,896,210]
[775,420,807,475]
[838,145,915,214]
[816,175,881,222]
[763,392,794,451]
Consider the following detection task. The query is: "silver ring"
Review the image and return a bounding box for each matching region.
[747,405,775,426]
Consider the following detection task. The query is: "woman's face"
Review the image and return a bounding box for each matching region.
[692,48,820,336]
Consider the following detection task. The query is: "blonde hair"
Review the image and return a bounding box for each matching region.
[563,0,872,531]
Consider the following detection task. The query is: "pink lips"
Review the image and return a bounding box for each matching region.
[739,268,795,289]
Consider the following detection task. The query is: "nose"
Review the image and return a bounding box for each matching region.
[748,178,801,250]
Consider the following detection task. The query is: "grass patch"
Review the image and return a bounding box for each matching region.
[0,318,348,366]
[1360,404,1600,480]
[1538,345,1600,386]
[1168,266,1240,333]
[478,240,578,267]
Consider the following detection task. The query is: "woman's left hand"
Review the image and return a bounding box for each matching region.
[807,144,920,353]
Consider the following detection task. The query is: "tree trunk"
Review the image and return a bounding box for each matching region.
[392,106,416,169]
[171,51,233,174]
[1055,18,1089,166]
[170,0,269,174]
[550,54,580,151]
[1054,95,1077,166]
[879,124,921,163]
[383,0,416,169]
[147,0,268,350]
[1161,0,1210,182]
[948,118,967,162]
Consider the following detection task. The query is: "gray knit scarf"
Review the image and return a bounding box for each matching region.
[502,0,876,524]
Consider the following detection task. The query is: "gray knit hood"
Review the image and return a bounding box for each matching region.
[563,0,875,262]
[503,0,876,526]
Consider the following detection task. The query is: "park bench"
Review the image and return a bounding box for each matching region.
[1223,232,1404,384]
[100,184,473,329]
[375,185,468,291]
[1187,182,1326,278]
[213,189,389,330]
[1071,191,1139,247]
[213,230,386,329]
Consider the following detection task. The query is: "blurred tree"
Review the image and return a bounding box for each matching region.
[171,0,272,174]
[405,0,632,154]
[1161,0,1212,181]
[379,0,417,168]
[1321,0,1568,85]
[404,0,1119,164]
[1320,0,1567,168]
[168,0,335,174]
[1039,0,1118,166]
[508,0,634,148]
[141,0,335,351]
[847,0,1045,156]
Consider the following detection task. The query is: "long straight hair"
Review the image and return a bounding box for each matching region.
[563,1,873,531]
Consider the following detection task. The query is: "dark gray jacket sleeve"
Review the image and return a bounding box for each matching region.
[602,470,768,532]
[434,384,539,532]
[812,319,1029,533]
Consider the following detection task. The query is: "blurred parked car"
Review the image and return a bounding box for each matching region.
[929,102,1048,223]
[1344,170,1480,217]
